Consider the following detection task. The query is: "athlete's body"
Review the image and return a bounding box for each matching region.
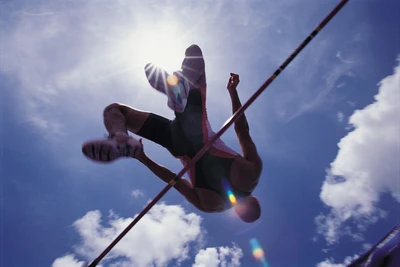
[82,45,263,222]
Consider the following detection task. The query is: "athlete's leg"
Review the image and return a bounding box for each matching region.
[82,103,149,162]
[103,103,150,136]
[103,103,188,156]
[181,44,206,89]
[144,64,190,113]
[82,103,184,162]
[175,45,209,145]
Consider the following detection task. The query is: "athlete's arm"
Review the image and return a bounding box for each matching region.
[136,150,205,210]
[227,74,262,172]
[227,73,249,134]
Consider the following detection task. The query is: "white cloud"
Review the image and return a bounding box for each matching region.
[52,254,91,267]
[336,51,355,64]
[316,255,358,267]
[192,248,220,267]
[53,203,244,267]
[347,101,356,107]
[281,48,358,123]
[192,245,243,267]
[131,189,144,199]
[316,58,400,244]
[218,245,243,267]
[337,112,344,122]
[337,83,346,88]
[72,203,203,266]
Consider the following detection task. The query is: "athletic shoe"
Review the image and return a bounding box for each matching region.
[145,63,189,113]
[181,44,206,88]
[82,135,143,162]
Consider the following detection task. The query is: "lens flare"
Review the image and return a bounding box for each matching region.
[250,238,268,267]
[250,238,264,260]
[223,180,237,206]
[253,247,264,259]
[227,189,237,205]
[167,74,179,86]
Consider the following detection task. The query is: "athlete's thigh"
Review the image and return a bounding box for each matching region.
[136,113,175,151]
[115,104,152,134]
[137,113,192,157]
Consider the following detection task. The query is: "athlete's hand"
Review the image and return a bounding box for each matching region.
[227,73,240,91]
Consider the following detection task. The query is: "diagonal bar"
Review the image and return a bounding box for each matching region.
[87,1,349,266]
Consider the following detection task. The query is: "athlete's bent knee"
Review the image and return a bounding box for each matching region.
[103,103,122,115]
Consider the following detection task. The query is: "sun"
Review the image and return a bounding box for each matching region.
[132,23,186,73]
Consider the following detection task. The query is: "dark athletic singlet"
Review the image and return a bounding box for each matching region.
[174,87,251,208]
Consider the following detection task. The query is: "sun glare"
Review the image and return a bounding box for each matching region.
[133,24,186,73]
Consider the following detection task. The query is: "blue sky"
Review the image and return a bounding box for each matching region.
[1,0,399,266]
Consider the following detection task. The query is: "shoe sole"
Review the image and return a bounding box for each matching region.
[82,141,121,163]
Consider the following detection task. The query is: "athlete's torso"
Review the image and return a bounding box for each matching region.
[174,86,251,210]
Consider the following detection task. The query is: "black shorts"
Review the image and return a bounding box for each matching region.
[137,113,196,158]
[137,89,208,159]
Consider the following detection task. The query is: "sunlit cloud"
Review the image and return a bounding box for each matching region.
[53,203,243,267]
[52,254,96,267]
[316,58,400,244]
[192,244,243,267]
[54,203,204,266]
